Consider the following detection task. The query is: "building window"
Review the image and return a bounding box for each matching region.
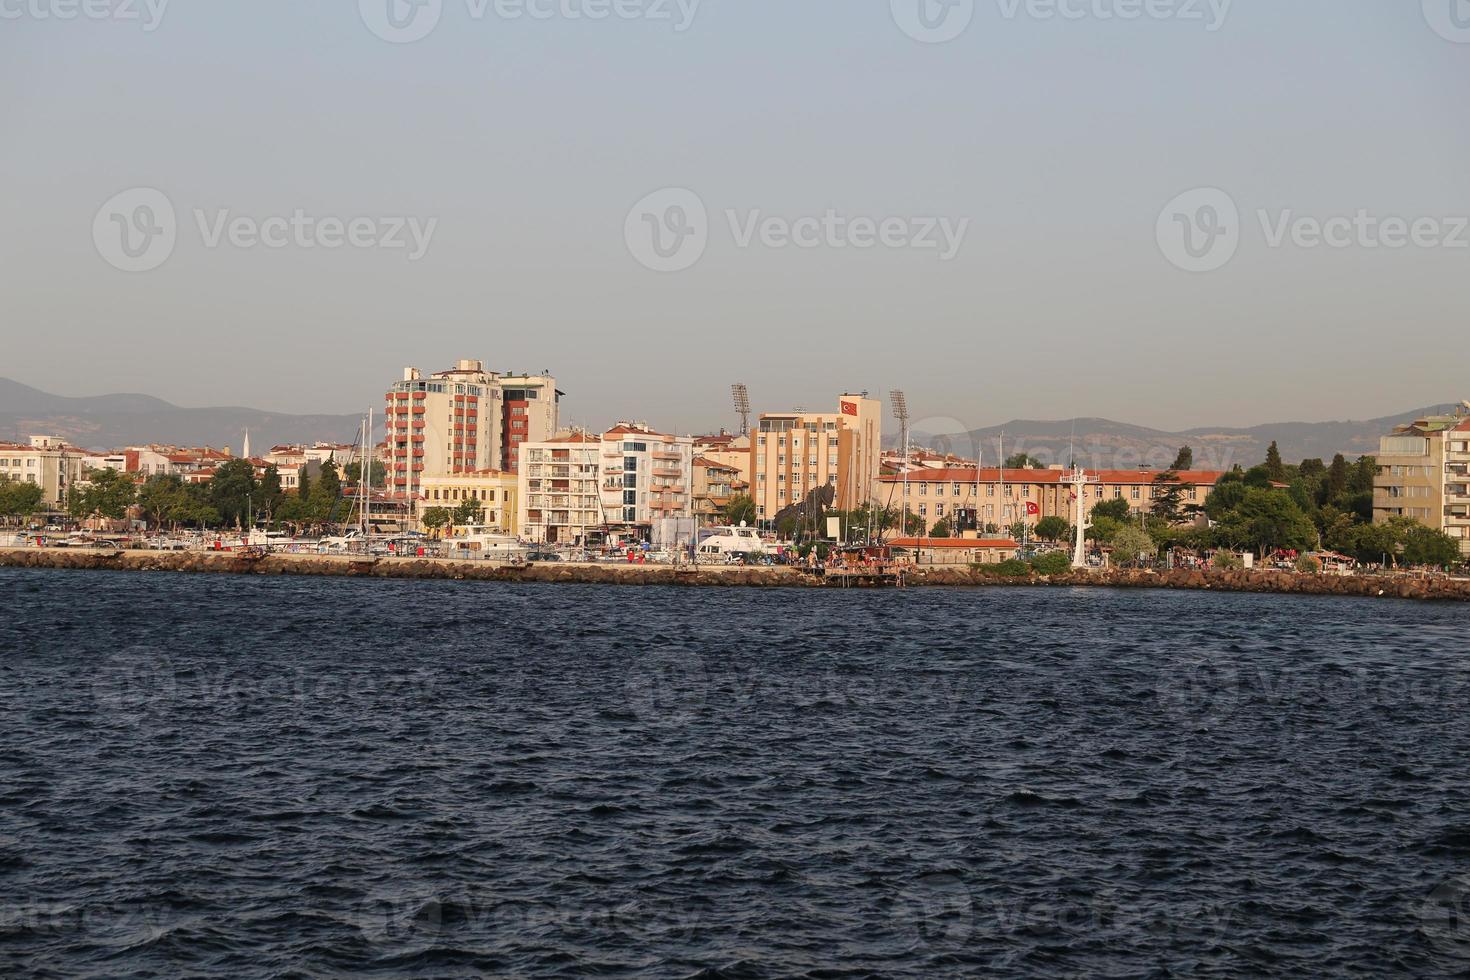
[936,504,945,516]
[953,483,961,496]
[1131,487,1141,499]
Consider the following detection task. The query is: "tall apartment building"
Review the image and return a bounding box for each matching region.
[517,432,604,545]
[598,423,694,531]
[750,395,881,524]
[0,436,86,509]
[384,360,560,500]
[1373,407,1470,556]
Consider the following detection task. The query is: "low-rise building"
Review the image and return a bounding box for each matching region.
[419,470,519,535]
[888,537,1019,565]
[693,455,744,524]
[0,436,87,509]
[1373,406,1470,556]
[876,467,1225,535]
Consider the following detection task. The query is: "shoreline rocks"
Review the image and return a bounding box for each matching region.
[1,549,1466,601]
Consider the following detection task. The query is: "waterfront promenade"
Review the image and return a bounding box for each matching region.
[3,548,1469,601]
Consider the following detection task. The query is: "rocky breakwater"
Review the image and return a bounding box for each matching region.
[910,564,1470,602]
[0,549,812,588]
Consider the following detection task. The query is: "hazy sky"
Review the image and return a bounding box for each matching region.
[2,0,1467,436]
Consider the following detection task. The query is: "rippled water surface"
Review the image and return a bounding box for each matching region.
[4,569,1470,977]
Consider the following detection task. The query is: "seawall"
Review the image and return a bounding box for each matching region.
[2,548,1468,601]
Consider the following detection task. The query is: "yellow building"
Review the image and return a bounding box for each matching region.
[418,470,519,535]
[1373,407,1470,556]
[751,395,882,525]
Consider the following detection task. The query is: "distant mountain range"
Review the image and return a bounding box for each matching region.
[911,405,1464,472]
[1,376,1458,465]
[0,378,367,452]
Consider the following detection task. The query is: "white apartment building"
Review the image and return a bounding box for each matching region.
[517,433,604,545]
[598,423,694,532]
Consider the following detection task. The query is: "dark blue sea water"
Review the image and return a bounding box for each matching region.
[3,569,1470,977]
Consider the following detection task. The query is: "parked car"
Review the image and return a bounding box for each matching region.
[526,551,563,562]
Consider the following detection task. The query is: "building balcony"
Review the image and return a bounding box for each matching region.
[651,450,682,461]
[652,467,682,478]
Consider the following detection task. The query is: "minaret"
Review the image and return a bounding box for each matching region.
[242,428,251,460]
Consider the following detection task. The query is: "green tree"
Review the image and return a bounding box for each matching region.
[209,459,258,528]
[70,468,136,520]
[1149,471,1194,524]
[1111,524,1157,565]
[0,477,45,523]
[1034,515,1069,542]
[1004,453,1044,470]
[422,507,451,531]
[1401,524,1462,567]
[343,459,387,489]
[311,460,342,523]
[1214,488,1317,556]
[1264,441,1286,483]
[1091,497,1132,522]
[258,465,284,520]
[1170,445,1194,470]
[1326,453,1349,501]
[137,474,191,530]
[1087,516,1124,543]
[723,494,756,526]
[1030,551,1072,575]
[928,515,953,538]
[452,497,485,526]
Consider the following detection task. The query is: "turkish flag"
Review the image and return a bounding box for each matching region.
[1025,502,1040,516]
[841,400,858,416]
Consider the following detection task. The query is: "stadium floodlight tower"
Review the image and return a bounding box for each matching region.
[732,384,751,436]
[890,390,910,539]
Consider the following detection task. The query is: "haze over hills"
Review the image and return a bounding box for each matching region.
[912,406,1464,473]
[0,378,369,452]
[1,377,1457,465]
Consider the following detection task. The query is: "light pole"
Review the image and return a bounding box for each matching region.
[891,390,909,540]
